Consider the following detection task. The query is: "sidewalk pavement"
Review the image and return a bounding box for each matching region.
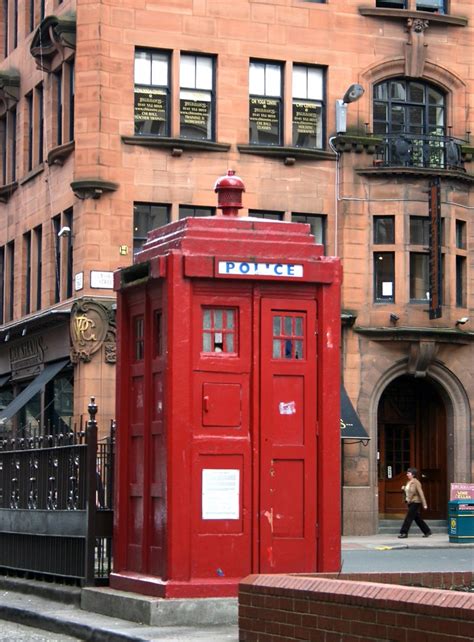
[0,533,471,642]
[342,531,474,550]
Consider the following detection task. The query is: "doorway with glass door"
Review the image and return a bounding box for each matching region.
[378,375,447,521]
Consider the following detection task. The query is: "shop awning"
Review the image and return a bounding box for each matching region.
[341,385,370,440]
[0,359,69,424]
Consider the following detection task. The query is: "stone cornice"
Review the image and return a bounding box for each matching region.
[354,326,474,344]
[356,166,474,184]
[358,7,468,27]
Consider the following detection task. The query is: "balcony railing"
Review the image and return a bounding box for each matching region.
[374,133,465,171]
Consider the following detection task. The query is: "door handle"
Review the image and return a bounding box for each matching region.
[203,395,209,412]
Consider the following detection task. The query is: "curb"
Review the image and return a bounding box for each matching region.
[0,604,149,642]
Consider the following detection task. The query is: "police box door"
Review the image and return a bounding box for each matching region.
[259,297,318,573]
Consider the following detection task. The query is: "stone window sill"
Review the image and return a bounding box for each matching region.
[237,144,335,164]
[19,163,45,186]
[0,181,18,203]
[122,136,230,155]
[47,140,75,166]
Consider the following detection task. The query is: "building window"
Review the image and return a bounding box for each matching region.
[249,60,282,146]
[455,219,467,308]
[373,79,446,168]
[52,215,61,303]
[456,256,466,308]
[28,0,34,32]
[6,240,14,321]
[26,92,33,171]
[133,203,170,254]
[64,208,73,299]
[376,0,446,9]
[202,308,237,354]
[36,83,44,164]
[292,65,324,149]
[180,54,214,140]
[455,220,466,250]
[34,225,42,311]
[249,209,284,220]
[24,231,32,315]
[374,216,395,244]
[272,314,305,360]
[2,0,8,58]
[13,0,17,49]
[134,49,170,136]
[0,246,4,325]
[67,60,74,142]
[54,68,63,146]
[179,205,215,218]
[374,252,395,302]
[410,252,429,301]
[292,213,327,251]
[410,216,430,246]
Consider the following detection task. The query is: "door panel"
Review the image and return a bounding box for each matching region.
[378,376,447,519]
[259,298,317,573]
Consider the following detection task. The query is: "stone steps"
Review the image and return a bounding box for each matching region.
[379,519,447,534]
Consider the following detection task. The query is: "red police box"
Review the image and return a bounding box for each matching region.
[110,172,342,598]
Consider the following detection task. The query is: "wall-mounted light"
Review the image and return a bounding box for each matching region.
[21,328,27,336]
[455,317,469,327]
[336,84,365,134]
[390,313,400,325]
[4,333,10,342]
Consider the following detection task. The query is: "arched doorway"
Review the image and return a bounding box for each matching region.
[377,375,447,519]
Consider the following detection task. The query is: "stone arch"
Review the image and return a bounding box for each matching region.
[358,58,467,137]
[361,358,471,498]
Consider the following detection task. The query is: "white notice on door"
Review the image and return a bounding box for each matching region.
[202,469,240,520]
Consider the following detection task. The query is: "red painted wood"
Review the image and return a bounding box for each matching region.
[112,215,341,597]
[259,297,318,573]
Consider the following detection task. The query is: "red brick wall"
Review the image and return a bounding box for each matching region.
[239,573,474,642]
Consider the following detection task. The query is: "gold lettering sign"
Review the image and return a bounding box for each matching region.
[134,88,166,123]
[180,100,210,128]
[73,315,97,345]
[249,97,280,133]
[293,102,320,136]
[70,300,110,363]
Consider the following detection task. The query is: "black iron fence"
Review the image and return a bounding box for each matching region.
[0,398,114,585]
[374,133,465,171]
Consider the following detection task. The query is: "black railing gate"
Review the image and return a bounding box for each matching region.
[0,398,114,585]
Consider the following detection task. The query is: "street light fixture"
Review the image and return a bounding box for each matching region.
[335,83,365,134]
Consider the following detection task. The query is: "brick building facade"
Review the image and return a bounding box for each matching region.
[0,0,472,534]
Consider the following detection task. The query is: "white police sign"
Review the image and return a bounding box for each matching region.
[218,261,303,278]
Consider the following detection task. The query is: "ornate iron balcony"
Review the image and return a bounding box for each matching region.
[374,133,465,171]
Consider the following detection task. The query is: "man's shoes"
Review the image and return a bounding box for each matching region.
[422,532,432,538]
[398,534,408,538]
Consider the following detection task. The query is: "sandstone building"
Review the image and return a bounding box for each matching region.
[0,0,472,534]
